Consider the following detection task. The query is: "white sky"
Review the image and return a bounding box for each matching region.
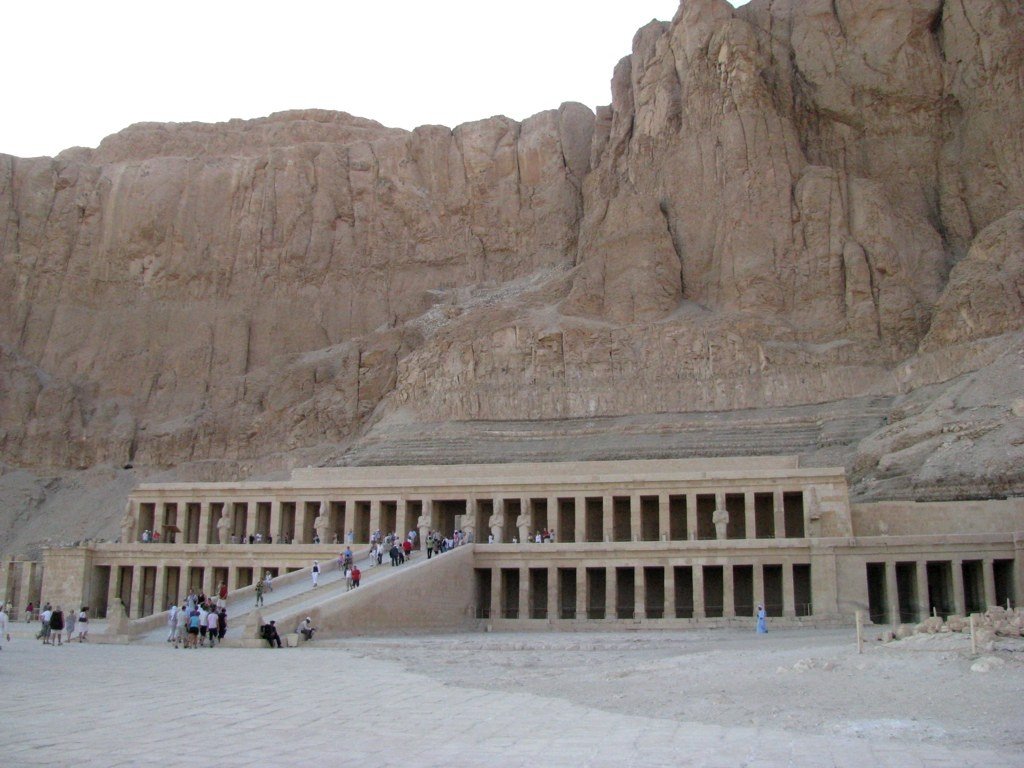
[4,0,746,159]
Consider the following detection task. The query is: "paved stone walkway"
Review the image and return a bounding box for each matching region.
[1,637,1020,767]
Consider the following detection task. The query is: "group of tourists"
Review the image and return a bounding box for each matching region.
[167,587,229,648]
[139,529,162,543]
[31,601,89,644]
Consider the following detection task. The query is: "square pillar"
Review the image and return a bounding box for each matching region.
[198,502,212,545]
[783,562,796,618]
[369,499,382,538]
[634,564,645,619]
[518,567,529,620]
[723,565,735,618]
[916,561,930,618]
[630,495,641,542]
[574,495,586,544]
[983,558,997,609]
[885,561,900,625]
[952,559,966,616]
[128,566,142,619]
[154,565,168,613]
[243,501,256,541]
[664,563,676,619]
[744,492,756,541]
[227,567,238,593]
[576,565,588,620]
[490,568,501,621]
[753,559,765,608]
[202,566,214,598]
[418,500,432,551]
[269,500,282,543]
[773,491,786,540]
[686,493,698,541]
[396,499,409,537]
[547,566,558,620]
[295,503,310,544]
[177,567,190,607]
[107,572,121,616]
[602,496,613,543]
[658,493,670,541]
[692,565,706,619]
[605,566,617,619]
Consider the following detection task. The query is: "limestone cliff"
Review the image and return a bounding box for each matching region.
[1,0,1023,554]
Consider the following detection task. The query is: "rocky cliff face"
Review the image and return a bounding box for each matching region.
[1,0,1023,552]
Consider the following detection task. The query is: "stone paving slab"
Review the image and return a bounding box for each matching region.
[1,638,1021,768]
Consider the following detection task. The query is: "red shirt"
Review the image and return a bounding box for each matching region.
[402,540,412,553]
[351,568,361,581]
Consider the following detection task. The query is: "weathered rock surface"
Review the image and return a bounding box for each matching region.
[1,0,1023,554]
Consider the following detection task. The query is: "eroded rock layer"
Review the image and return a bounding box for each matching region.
[1,0,1023,553]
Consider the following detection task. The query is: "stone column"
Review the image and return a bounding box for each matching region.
[952,559,966,616]
[773,490,786,540]
[128,566,142,619]
[154,565,168,613]
[295,502,309,544]
[693,565,706,619]
[982,558,997,609]
[686,493,698,541]
[202,566,214,599]
[545,496,558,541]
[783,562,796,618]
[753,560,765,610]
[664,563,676,619]
[634,565,645,619]
[885,561,900,625]
[369,499,381,539]
[658,493,670,541]
[576,565,588,620]
[602,495,613,543]
[396,499,408,538]
[574,495,586,543]
[269,500,282,543]
[198,502,212,545]
[916,561,930,619]
[490,568,502,621]
[227,566,238,593]
[518,497,531,543]
[744,492,756,540]
[605,565,617,619]
[723,565,735,618]
[518,567,529,620]
[106,571,121,617]
[547,566,558,621]
[243,501,256,542]
[177,567,190,607]
[630,495,641,542]
[488,498,505,544]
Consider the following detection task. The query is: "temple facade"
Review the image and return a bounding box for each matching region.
[6,457,1023,633]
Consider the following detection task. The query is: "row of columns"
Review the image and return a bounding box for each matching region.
[132,487,811,547]
[488,562,806,622]
[882,557,1002,622]
[111,561,292,618]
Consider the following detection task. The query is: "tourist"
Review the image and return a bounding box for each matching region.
[217,607,227,642]
[76,607,89,642]
[311,560,321,588]
[297,617,316,642]
[206,607,219,647]
[255,579,265,607]
[488,533,494,544]
[0,603,10,649]
[345,567,353,590]
[187,607,201,648]
[167,603,179,642]
[346,529,354,544]
[217,581,228,609]
[39,604,52,644]
[64,609,76,644]
[351,565,361,588]
[49,606,65,646]
[172,605,186,648]
[25,601,34,622]
[756,604,767,634]
[198,604,208,645]
[426,535,434,559]
[402,538,412,560]
[261,620,282,648]
[264,572,273,593]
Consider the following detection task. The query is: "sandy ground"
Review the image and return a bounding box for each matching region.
[343,627,1024,750]
[1,624,1022,767]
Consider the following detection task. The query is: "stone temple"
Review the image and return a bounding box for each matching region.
[1,0,1023,645]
